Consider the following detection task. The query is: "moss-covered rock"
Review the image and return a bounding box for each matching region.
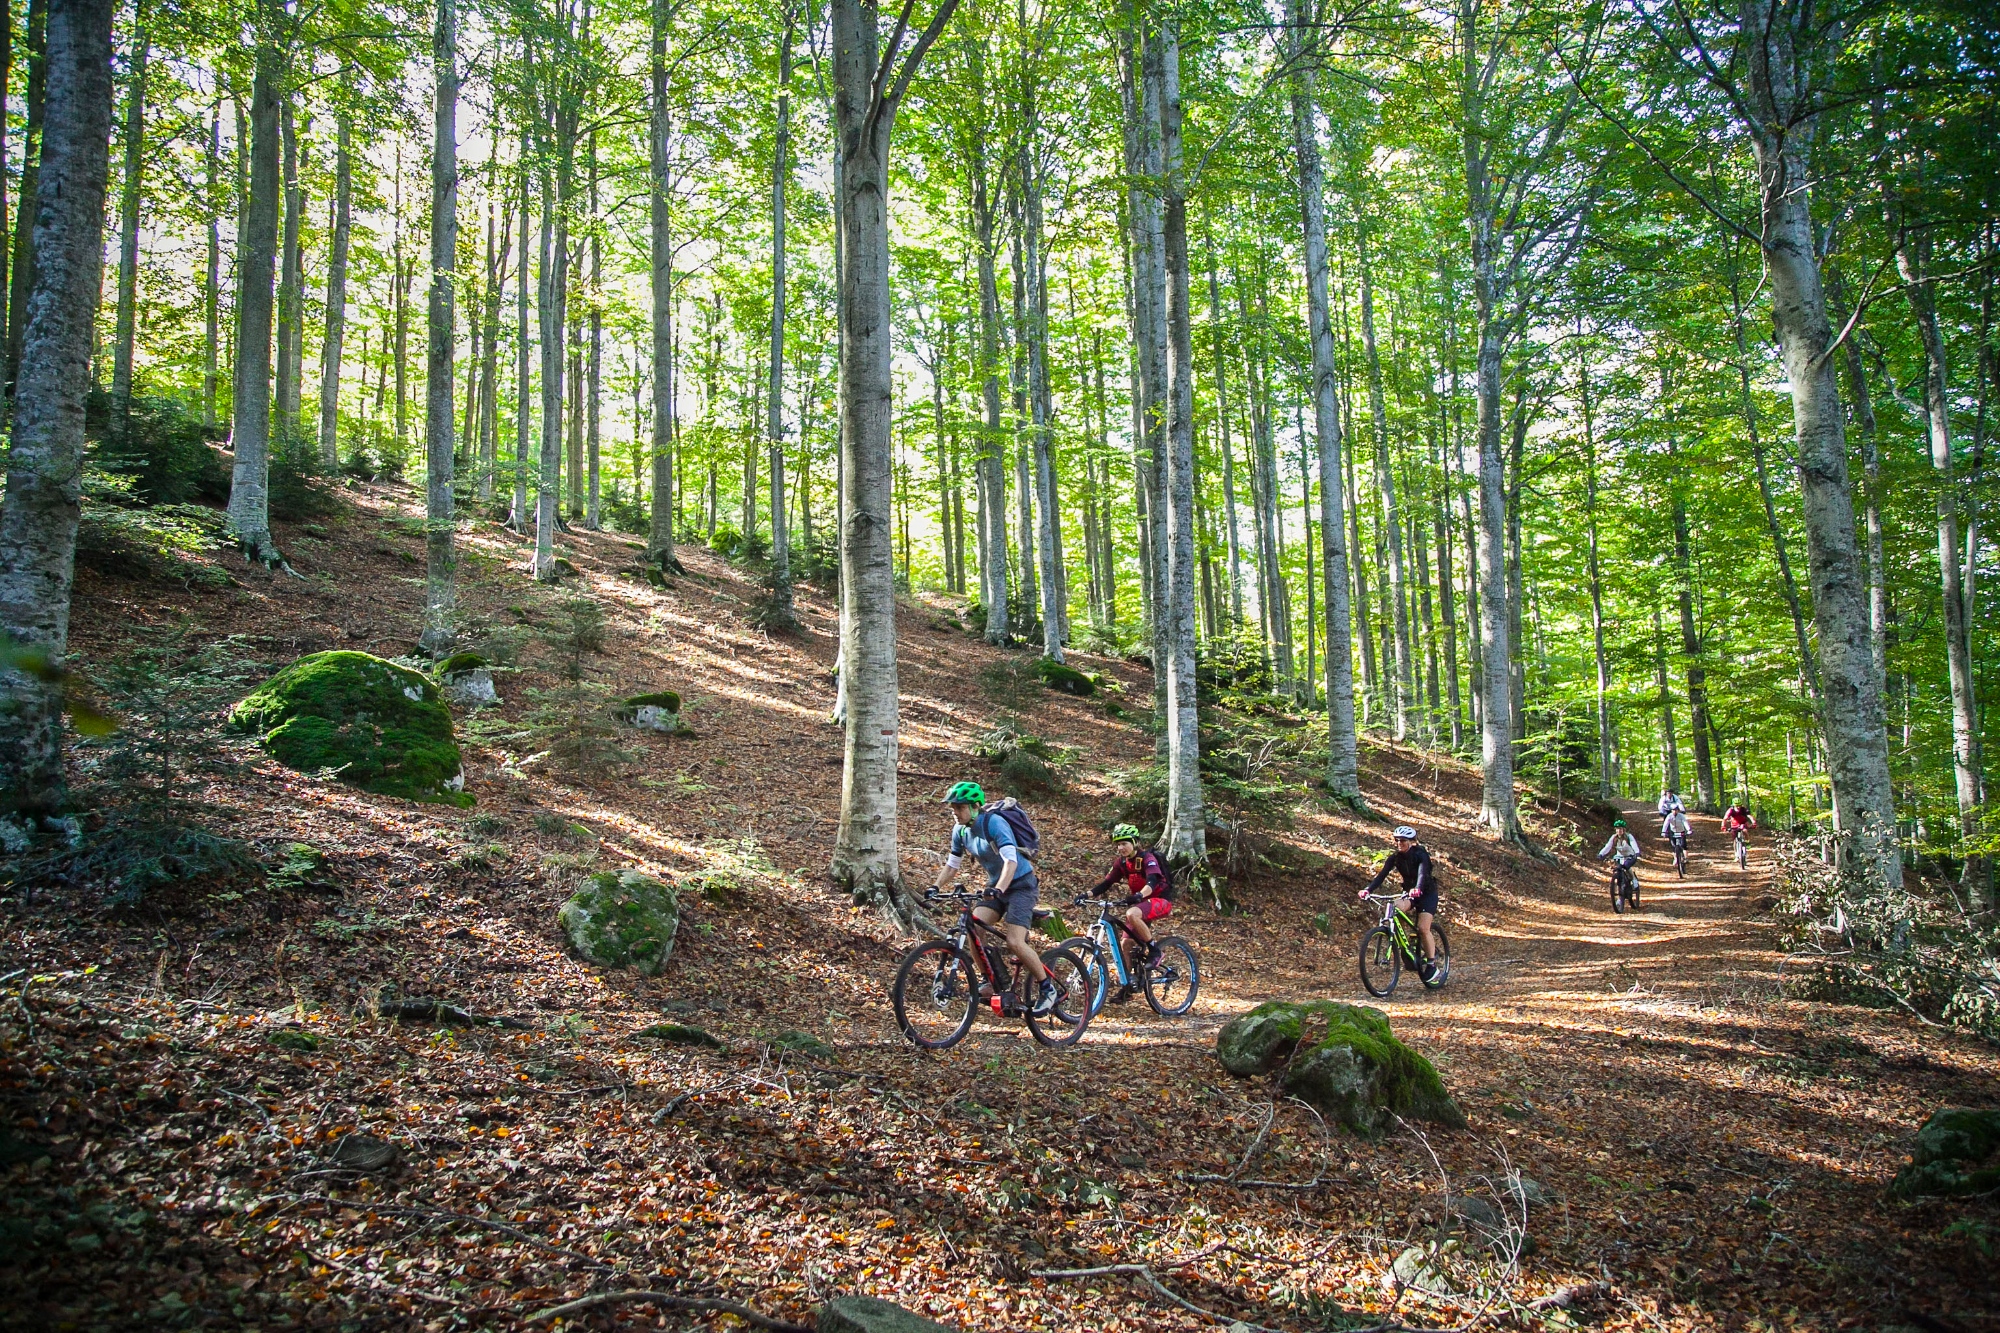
[1035,657,1096,696]
[230,651,470,805]
[626,690,681,712]
[635,1021,721,1048]
[769,1030,836,1061]
[1215,1000,1464,1138]
[617,690,686,734]
[1890,1107,2000,1199]
[559,869,680,976]
[433,651,488,677]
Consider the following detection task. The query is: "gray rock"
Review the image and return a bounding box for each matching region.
[1511,1173,1556,1207]
[443,667,498,709]
[328,1133,398,1172]
[1385,1245,1458,1297]
[1890,1106,2000,1199]
[817,1295,959,1333]
[632,704,683,733]
[559,870,681,976]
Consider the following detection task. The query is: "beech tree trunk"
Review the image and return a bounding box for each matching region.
[586,136,602,531]
[1207,245,1244,626]
[1580,349,1612,800]
[0,0,113,815]
[1358,224,1413,740]
[647,0,677,567]
[108,0,146,403]
[4,0,45,399]
[203,99,219,428]
[1672,482,1715,810]
[766,9,795,624]
[225,33,282,563]
[318,107,351,470]
[511,149,530,530]
[420,0,457,652]
[1157,21,1204,859]
[274,102,301,436]
[1739,2,1899,886]
[1021,60,1061,660]
[827,0,957,922]
[533,164,566,579]
[1896,214,1984,902]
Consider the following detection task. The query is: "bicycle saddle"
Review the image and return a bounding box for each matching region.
[1030,907,1053,924]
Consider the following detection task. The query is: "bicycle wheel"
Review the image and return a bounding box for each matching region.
[1675,844,1686,878]
[1423,926,1452,989]
[1025,941,1094,1047]
[1078,939,1112,1018]
[1359,926,1401,998]
[1736,836,1748,870]
[1611,874,1626,914]
[1143,937,1200,1016]
[890,941,978,1050]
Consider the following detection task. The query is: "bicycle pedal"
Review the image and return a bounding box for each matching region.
[990,995,1007,1017]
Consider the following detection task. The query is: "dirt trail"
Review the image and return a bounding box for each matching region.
[6,494,1997,1332]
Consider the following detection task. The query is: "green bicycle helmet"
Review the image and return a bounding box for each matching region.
[1109,823,1142,842]
[942,781,986,806]
[1613,818,1627,828]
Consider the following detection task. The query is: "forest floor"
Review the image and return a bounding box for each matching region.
[3,477,1997,1333]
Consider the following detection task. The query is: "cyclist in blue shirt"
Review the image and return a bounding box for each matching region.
[930,781,1055,1014]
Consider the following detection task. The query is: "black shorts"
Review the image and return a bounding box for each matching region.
[1409,886,1439,917]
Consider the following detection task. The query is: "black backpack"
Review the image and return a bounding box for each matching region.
[980,799,1040,857]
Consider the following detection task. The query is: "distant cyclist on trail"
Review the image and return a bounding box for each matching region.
[1661,804,1692,842]
[1359,826,1440,983]
[931,782,1056,1015]
[1599,819,1642,874]
[1722,802,1756,837]
[1089,824,1171,999]
[1657,789,1686,836]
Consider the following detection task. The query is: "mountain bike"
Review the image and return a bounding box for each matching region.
[1069,895,1200,1018]
[1732,827,1749,870]
[1665,829,1688,878]
[1607,857,1640,913]
[1358,890,1450,998]
[890,889,1094,1050]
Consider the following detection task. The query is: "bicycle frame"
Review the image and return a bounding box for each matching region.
[1364,892,1424,958]
[1082,900,1145,989]
[929,893,1033,1013]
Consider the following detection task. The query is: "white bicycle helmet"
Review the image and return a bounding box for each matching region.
[1393,825,1418,840]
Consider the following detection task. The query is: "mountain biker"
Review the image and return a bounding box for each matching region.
[1722,802,1756,838]
[931,781,1056,1015]
[1089,824,1171,1001]
[1662,805,1692,846]
[1598,819,1642,897]
[1656,789,1686,836]
[1358,826,1439,982]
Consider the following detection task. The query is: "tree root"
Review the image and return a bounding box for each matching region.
[523,1289,809,1330]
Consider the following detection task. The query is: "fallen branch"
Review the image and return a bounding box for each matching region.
[1179,1102,1274,1184]
[298,1195,614,1273]
[523,1289,810,1330]
[1528,1282,1609,1311]
[307,1247,463,1309]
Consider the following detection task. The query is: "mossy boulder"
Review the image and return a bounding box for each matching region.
[618,690,686,734]
[818,1297,958,1333]
[1035,657,1096,696]
[1890,1107,2000,1199]
[636,1021,721,1048]
[433,652,488,677]
[230,651,470,805]
[559,869,680,976]
[1215,1000,1464,1138]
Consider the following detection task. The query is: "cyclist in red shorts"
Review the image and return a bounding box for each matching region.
[1090,825,1173,994]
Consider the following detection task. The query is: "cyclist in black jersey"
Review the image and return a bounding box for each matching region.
[1359,826,1440,981]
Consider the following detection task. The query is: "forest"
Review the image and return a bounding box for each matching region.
[0,0,1997,1327]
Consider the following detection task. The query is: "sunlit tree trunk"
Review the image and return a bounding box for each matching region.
[1671,479,1715,811]
[647,0,678,568]
[586,134,602,531]
[226,29,282,564]
[318,106,352,471]
[827,0,957,925]
[0,0,112,815]
[108,0,146,404]
[420,0,457,652]
[5,0,46,399]
[1158,20,1204,860]
[203,99,219,429]
[1579,349,1612,800]
[765,8,796,624]
[1358,223,1412,740]
[274,102,301,437]
[1739,2,1898,886]
[1206,243,1244,627]
[511,147,531,531]
[533,163,566,580]
[1896,210,1984,902]
[1021,58,1061,660]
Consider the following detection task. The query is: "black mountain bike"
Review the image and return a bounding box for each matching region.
[1607,857,1640,913]
[1665,829,1688,878]
[1733,827,1749,870]
[890,890,1094,1050]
